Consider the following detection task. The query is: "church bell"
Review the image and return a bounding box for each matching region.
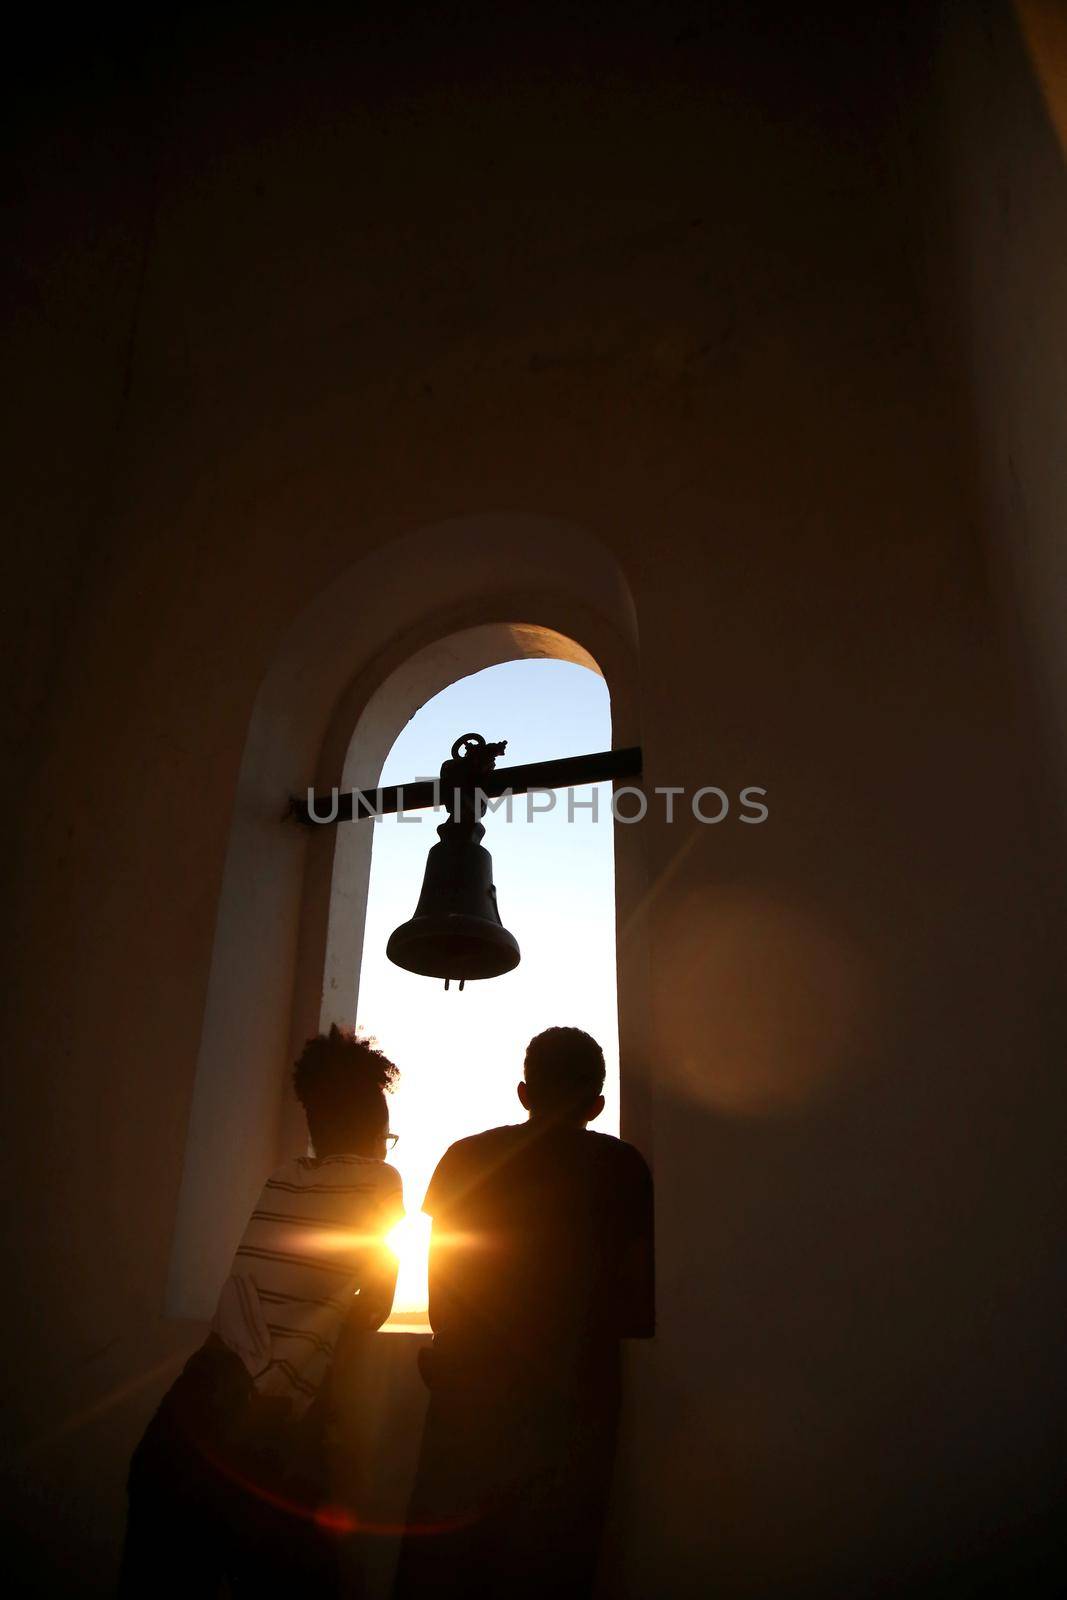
[386,733,521,988]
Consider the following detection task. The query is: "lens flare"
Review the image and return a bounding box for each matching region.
[385,1212,433,1314]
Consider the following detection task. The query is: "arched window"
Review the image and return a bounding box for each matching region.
[348,656,620,1326]
[166,515,646,1326]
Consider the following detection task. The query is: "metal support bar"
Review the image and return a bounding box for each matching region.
[287,745,643,827]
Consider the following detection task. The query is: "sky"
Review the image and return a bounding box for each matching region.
[352,657,619,1316]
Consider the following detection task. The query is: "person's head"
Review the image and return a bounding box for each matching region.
[518,1026,606,1127]
[293,1024,398,1158]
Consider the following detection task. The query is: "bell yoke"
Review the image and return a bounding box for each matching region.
[292,731,643,990]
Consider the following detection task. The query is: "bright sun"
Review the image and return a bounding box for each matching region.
[385,1211,433,1316]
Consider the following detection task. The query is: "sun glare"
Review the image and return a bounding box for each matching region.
[386,1211,432,1317]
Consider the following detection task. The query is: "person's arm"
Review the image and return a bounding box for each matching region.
[415,1147,465,1388]
[422,1144,463,1338]
[346,1244,399,1332]
[345,1168,404,1333]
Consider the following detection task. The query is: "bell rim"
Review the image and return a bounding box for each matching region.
[386,912,521,981]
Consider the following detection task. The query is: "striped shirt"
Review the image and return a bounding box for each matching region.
[211,1154,404,1413]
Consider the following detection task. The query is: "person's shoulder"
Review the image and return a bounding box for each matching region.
[315,1156,403,1214]
[375,1158,403,1192]
[581,1128,642,1155]
[264,1155,313,1186]
[425,1125,523,1203]
[440,1124,525,1163]
[265,1154,400,1190]
[582,1130,652,1178]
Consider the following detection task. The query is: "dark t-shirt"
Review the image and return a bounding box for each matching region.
[423,1121,654,1383]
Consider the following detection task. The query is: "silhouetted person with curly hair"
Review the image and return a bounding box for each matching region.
[119,1026,403,1597]
[393,1027,654,1600]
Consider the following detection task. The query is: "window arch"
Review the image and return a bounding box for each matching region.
[166,515,647,1323]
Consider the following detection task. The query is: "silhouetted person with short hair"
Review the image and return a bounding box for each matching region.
[393,1026,654,1600]
[119,1026,403,1597]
